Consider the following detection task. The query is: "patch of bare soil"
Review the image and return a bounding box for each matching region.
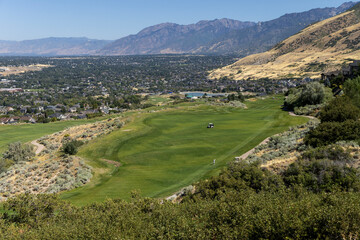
[101,159,122,167]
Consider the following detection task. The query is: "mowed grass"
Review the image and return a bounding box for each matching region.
[61,96,308,205]
[0,118,102,152]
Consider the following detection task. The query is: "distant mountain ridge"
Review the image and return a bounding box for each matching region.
[0,37,111,56]
[0,2,357,56]
[99,2,358,56]
[100,19,256,55]
[209,2,360,80]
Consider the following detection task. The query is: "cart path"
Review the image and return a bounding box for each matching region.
[288,111,317,120]
[31,140,45,155]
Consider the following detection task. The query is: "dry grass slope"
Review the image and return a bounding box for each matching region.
[210,7,360,80]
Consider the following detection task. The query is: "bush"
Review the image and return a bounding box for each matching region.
[305,120,360,147]
[62,140,83,155]
[344,76,360,108]
[282,159,360,193]
[284,82,330,110]
[320,96,360,122]
[2,142,34,164]
[301,145,352,163]
[294,104,323,115]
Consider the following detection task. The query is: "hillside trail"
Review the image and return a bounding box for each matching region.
[288,111,317,120]
[31,140,45,155]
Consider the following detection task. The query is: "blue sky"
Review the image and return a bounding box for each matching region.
[0,0,353,41]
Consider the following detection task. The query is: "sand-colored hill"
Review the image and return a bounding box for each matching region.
[210,5,360,80]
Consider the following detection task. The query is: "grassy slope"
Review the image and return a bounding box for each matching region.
[0,118,104,152]
[61,96,308,205]
[210,7,360,80]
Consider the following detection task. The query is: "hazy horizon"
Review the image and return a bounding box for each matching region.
[0,0,355,41]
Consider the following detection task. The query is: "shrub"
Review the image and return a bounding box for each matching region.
[284,82,330,110]
[301,145,352,163]
[282,159,360,193]
[344,76,360,108]
[305,120,360,147]
[2,142,35,164]
[62,140,83,155]
[319,96,360,122]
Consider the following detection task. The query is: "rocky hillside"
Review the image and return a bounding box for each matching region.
[210,3,360,80]
[100,19,256,55]
[0,37,111,56]
[100,2,357,55]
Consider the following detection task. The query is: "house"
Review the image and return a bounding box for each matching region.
[0,117,14,124]
[17,116,36,123]
[46,105,57,111]
[6,107,14,112]
[77,114,87,119]
[69,107,77,113]
[321,60,360,81]
[49,113,67,120]
[0,107,7,114]
[20,107,28,114]
[81,109,99,115]
[100,106,109,114]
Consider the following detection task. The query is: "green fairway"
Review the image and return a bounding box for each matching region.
[0,119,101,152]
[61,96,308,205]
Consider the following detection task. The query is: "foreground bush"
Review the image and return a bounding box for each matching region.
[2,189,360,239]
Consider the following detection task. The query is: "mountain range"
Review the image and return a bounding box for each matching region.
[0,37,111,56]
[0,2,357,56]
[101,2,357,56]
[209,2,360,80]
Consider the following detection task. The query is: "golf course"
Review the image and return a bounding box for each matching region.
[61,96,308,205]
[0,118,104,153]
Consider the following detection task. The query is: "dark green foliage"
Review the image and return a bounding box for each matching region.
[301,145,352,162]
[284,82,328,110]
[62,140,83,155]
[2,194,65,226]
[304,120,360,147]
[305,87,360,147]
[344,76,360,108]
[282,159,360,193]
[320,96,360,122]
[86,112,103,119]
[227,93,245,102]
[0,158,11,173]
[187,162,283,201]
[3,164,360,239]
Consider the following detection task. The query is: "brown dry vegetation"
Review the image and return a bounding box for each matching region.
[210,9,360,80]
[0,64,52,76]
[0,116,127,201]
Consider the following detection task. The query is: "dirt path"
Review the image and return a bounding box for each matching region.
[101,159,122,167]
[31,140,45,155]
[236,137,271,161]
[288,111,317,120]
